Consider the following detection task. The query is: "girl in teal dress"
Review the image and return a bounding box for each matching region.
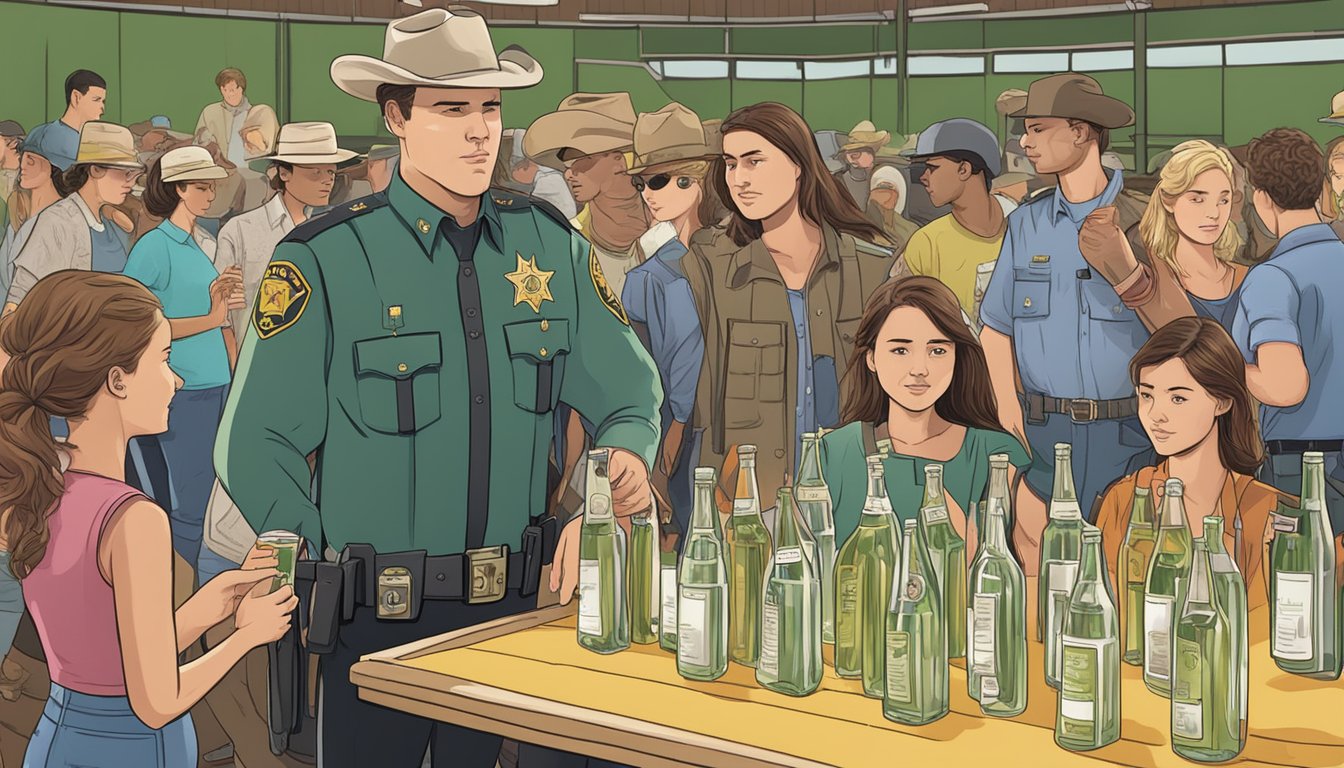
[822,276,1029,554]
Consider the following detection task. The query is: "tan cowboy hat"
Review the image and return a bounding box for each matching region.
[838,120,891,154]
[249,122,360,172]
[1010,73,1135,129]
[523,92,637,171]
[995,89,1028,117]
[331,7,541,103]
[627,103,712,175]
[1320,90,1344,126]
[74,122,144,169]
[702,118,724,156]
[159,145,229,183]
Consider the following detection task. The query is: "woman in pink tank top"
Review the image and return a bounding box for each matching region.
[0,271,298,768]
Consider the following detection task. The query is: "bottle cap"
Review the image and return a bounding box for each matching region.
[989,453,1010,467]
[737,444,758,457]
[694,467,716,482]
[1134,486,1150,497]
[1164,477,1184,496]
[1054,442,1072,455]
[924,464,943,477]
[902,518,918,533]
[1304,451,1324,464]
[1082,527,1102,543]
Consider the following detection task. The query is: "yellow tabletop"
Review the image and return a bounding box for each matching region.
[351,579,1344,768]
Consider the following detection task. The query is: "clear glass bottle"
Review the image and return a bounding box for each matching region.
[757,488,823,696]
[919,464,967,659]
[1119,486,1159,666]
[1056,527,1121,752]
[1039,443,1084,688]
[659,521,679,652]
[967,494,1027,716]
[1269,452,1339,679]
[628,508,660,645]
[796,433,837,645]
[728,445,771,668]
[1172,534,1243,763]
[835,455,901,698]
[1205,516,1248,750]
[1145,478,1193,697]
[984,453,1013,545]
[883,518,948,725]
[577,449,630,654]
[678,467,729,681]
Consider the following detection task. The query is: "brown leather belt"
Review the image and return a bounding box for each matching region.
[1025,392,1138,424]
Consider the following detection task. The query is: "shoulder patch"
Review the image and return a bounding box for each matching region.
[589,251,629,325]
[282,193,387,244]
[253,260,311,339]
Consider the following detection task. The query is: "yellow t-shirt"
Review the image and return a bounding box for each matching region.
[901,214,1006,318]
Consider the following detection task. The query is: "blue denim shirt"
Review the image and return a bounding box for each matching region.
[621,235,704,425]
[979,169,1149,400]
[1232,223,1344,441]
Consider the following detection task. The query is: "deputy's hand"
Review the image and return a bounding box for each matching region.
[198,567,280,627]
[548,515,583,605]
[607,449,653,517]
[1078,206,1138,283]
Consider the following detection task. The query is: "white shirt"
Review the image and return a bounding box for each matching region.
[214,193,298,340]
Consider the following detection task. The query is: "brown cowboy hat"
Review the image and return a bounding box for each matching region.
[627,103,713,175]
[1010,73,1135,129]
[523,92,636,171]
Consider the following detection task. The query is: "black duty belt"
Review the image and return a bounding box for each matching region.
[1266,439,1344,455]
[1025,392,1138,424]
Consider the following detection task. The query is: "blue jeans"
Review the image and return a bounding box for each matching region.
[160,385,229,572]
[24,683,196,768]
[1019,410,1155,522]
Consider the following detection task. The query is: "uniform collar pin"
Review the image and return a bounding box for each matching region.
[417,218,431,235]
[385,305,405,335]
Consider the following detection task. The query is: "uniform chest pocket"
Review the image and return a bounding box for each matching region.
[504,319,570,414]
[1080,278,1131,322]
[352,333,443,435]
[722,320,786,431]
[1011,270,1051,320]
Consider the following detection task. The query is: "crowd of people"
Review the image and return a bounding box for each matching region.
[1,5,1344,767]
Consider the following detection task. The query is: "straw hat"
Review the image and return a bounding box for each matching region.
[159,146,228,183]
[1010,73,1134,129]
[523,92,637,171]
[838,120,891,154]
[995,89,1028,117]
[367,144,401,162]
[1320,90,1344,126]
[249,122,359,172]
[74,122,144,169]
[331,7,541,103]
[626,103,712,175]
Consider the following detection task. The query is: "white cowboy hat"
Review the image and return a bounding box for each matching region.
[159,145,229,183]
[330,7,541,103]
[249,122,360,172]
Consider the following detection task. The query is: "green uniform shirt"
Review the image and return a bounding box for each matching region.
[215,175,662,556]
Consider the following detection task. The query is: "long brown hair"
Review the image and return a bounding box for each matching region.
[712,102,886,248]
[1128,316,1263,476]
[0,271,162,579]
[840,276,1000,433]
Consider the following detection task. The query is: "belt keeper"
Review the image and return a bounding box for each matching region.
[1026,394,1045,424]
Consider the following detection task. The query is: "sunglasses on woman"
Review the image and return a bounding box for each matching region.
[632,174,694,192]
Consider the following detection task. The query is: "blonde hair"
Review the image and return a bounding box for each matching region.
[1138,140,1244,275]
[1322,136,1344,221]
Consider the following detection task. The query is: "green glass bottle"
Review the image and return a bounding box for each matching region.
[1205,516,1248,750]
[1119,487,1158,666]
[884,518,948,725]
[967,494,1027,716]
[1269,452,1339,679]
[1039,443,1084,689]
[919,464,967,658]
[659,521,679,652]
[835,455,901,698]
[628,509,660,645]
[796,433,837,645]
[728,445,771,668]
[1056,527,1121,752]
[577,449,630,654]
[1144,477,1193,697]
[1172,534,1243,763]
[678,467,729,681]
[757,488,823,696]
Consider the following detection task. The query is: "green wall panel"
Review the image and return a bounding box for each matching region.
[731,26,879,57]
[984,15,1131,49]
[575,28,640,62]
[908,20,982,52]
[288,23,382,136]
[871,78,900,139]
[1146,67,1222,141]
[43,4,123,125]
[641,27,724,56]
[1223,63,1344,145]
[907,76,987,133]
[493,28,575,129]
[1151,0,1344,43]
[0,2,52,129]
[731,79,803,113]
[660,80,732,126]
[803,78,871,133]
[120,13,276,135]
[575,63,671,116]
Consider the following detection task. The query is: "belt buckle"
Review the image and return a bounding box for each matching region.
[465,545,508,604]
[1068,399,1098,423]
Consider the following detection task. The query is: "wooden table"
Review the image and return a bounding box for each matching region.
[352,578,1344,768]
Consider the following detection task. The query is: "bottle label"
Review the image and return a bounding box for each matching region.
[885,629,912,704]
[660,566,678,635]
[587,493,613,521]
[972,594,998,679]
[922,505,950,524]
[836,565,859,647]
[1050,499,1083,520]
[577,559,602,636]
[1060,636,1107,743]
[732,499,756,516]
[796,486,830,504]
[1126,551,1147,583]
[1173,637,1203,700]
[1143,595,1174,680]
[1273,572,1314,661]
[1045,560,1079,645]
[775,547,804,565]
[980,676,1000,705]
[904,573,926,602]
[678,589,709,667]
[1270,513,1299,534]
[1172,701,1203,741]
[759,598,780,677]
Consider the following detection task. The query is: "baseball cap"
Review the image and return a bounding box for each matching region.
[911,118,1002,178]
[0,120,24,139]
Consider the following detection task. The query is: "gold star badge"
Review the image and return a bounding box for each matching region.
[505,254,555,313]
